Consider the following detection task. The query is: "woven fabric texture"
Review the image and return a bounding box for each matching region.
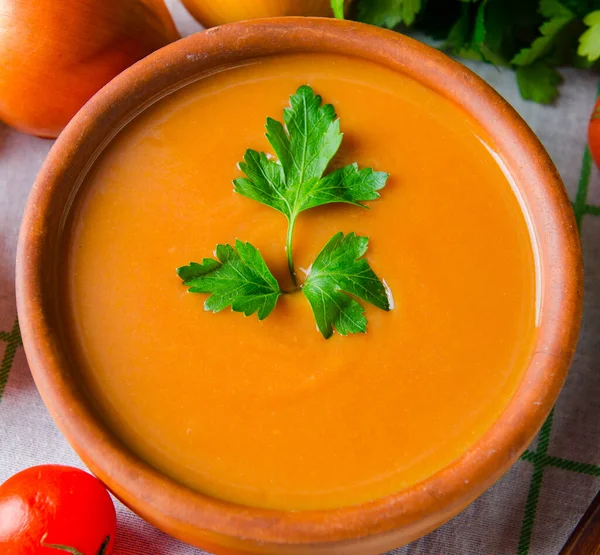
[1,3,599,553]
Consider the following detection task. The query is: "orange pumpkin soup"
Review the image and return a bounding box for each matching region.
[62,53,537,511]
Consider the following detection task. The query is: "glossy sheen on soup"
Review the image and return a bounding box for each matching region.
[62,53,537,511]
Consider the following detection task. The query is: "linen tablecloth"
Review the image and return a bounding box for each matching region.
[1,3,600,553]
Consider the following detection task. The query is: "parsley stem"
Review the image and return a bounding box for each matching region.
[286,215,297,288]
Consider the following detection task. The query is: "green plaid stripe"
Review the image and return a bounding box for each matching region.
[584,203,600,215]
[516,116,598,553]
[522,451,600,477]
[0,317,22,403]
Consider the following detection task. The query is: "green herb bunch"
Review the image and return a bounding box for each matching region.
[177,86,392,339]
[332,0,600,104]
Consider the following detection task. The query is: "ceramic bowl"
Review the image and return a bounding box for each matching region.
[16,18,583,555]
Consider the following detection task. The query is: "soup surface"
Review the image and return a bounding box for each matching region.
[63,53,537,511]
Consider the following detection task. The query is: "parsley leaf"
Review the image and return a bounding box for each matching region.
[331,0,345,18]
[235,85,386,216]
[446,3,472,54]
[296,163,388,212]
[234,85,387,285]
[264,85,342,189]
[303,232,391,339]
[445,1,508,65]
[177,240,282,320]
[356,0,422,28]
[516,62,563,103]
[511,0,576,65]
[579,10,600,61]
[471,0,509,65]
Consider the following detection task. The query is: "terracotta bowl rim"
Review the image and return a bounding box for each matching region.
[16,17,583,546]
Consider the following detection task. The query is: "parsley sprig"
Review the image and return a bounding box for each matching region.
[334,0,600,105]
[177,86,391,338]
[234,85,387,287]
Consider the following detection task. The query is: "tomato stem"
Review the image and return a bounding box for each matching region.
[41,534,111,555]
[97,536,110,555]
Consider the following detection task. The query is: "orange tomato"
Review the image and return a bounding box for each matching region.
[181,0,343,28]
[589,98,600,170]
[0,0,180,138]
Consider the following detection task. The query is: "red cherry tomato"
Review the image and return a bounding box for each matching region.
[0,465,116,555]
[588,98,600,170]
